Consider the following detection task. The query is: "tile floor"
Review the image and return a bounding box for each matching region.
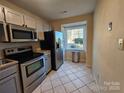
[32,61,98,93]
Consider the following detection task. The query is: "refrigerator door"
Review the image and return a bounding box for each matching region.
[55,32,64,70]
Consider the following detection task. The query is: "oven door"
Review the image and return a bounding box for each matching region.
[20,56,46,88]
[0,22,9,42]
[8,24,34,42]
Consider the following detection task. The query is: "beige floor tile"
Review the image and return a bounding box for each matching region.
[88,82,99,93]
[72,90,80,93]
[49,72,59,80]
[79,75,94,84]
[54,85,66,93]
[64,82,77,93]
[79,86,93,93]
[58,71,66,77]
[32,85,41,93]
[67,73,77,81]
[40,61,94,93]
[64,70,73,74]
[75,71,88,78]
[41,81,52,92]
[41,76,50,85]
[71,69,78,73]
[72,79,85,89]
[43,89,54,93]
[51,78,62,88]
[60,75,71,84]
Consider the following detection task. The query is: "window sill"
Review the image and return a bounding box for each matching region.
[65,48,84,51]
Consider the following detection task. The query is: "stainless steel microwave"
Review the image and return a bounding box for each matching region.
[0,21,9,42]
[7,24,38,42]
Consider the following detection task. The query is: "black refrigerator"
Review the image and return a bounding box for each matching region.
[40,31,64,70]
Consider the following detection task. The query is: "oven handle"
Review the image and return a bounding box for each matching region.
[21,56,45,67]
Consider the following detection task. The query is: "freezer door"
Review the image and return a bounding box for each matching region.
[55,32,64,69]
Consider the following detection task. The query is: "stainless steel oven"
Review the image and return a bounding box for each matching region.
[7,24,38,42]
[20,56,46,93]
[4,46,46,93]
[0,21,9,42]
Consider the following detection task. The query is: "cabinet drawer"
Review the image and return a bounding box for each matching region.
[0,65,18,80]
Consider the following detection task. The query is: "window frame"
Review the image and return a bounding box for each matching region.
[61,21,87,51]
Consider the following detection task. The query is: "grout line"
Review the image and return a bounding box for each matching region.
[41,61,95,93]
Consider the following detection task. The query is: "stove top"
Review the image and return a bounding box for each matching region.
[6,52,44,63]
[4,46,44,64]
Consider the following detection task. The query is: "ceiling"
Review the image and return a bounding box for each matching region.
[7,0,96,20]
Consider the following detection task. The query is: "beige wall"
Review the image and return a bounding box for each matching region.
[0,0,46,59]
[50,14,93,66]
[93,0,124,93]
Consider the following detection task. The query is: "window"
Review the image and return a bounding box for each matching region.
[64,25,86,50]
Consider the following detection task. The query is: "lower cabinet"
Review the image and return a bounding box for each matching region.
[0,65,22,93]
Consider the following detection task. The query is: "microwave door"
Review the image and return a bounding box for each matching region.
[9,29,33,42]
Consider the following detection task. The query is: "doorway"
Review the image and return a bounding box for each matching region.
[61,21,87,63]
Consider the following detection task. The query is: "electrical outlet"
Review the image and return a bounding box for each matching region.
[118,38,124,50]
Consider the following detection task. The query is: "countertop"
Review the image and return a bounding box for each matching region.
[35,48,51,55]
[0,59,18,71]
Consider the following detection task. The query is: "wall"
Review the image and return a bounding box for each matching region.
[0,0,46,59]
[93,0,124,93]
[50,14,93,66]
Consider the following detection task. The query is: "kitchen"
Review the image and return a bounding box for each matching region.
[0,0,96,93]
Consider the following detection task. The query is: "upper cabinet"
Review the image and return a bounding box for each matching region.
[36,19,43,32]
[38,32,44,40]
[0,6,4,22]
[43,22,51,31]
[24,15,36,29]
[4,8,24,26]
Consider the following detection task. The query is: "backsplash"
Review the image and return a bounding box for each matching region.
[0,42,40,59]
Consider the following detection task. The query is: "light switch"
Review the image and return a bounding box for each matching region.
[108,22,112,31]
[118,38,124,50]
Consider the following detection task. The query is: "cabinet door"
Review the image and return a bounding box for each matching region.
[43,23,51,31]
[38,32,44,40]
[36,19,43,32]
[24,15,36,29]
[0,73,22,93]
[4,8,24,26]
[0,6,4,22]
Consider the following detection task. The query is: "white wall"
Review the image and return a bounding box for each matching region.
[93,0,124,93]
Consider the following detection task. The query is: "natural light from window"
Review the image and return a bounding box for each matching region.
[64,25,85,50]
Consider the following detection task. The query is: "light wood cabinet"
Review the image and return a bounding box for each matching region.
[36,20,43,32]
[43,23,51,31]
[24,15,36,29]
[4,8,24,26]
[0,6,4,22]
[0,65,22,93]
[38,32,44,40]
[0,73,21,93]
